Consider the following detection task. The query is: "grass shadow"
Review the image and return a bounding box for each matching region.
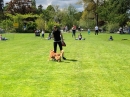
[64,59,78,63]
[65,59,78,62]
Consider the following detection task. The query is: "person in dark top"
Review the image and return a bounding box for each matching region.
[72,25,76,38]
[75,33,85,40]
[109,36,113,41]
[52,26,66,60]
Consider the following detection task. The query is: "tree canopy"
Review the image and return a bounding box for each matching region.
[97,0,130,26]
[1,0,130,33]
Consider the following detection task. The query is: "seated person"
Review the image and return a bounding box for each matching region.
[78,33,82,40]
[109,36,113,41]
[35,30,40,36]
[0,34,8,40]
[75,33,85,40]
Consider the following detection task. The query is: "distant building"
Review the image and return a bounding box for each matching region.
[5,0,36,14]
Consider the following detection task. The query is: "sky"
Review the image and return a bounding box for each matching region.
[4,0,84,12]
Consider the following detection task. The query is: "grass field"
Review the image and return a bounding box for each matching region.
[0,32,130,97]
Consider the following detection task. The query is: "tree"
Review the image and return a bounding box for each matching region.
[1,19,13,31]
[97,0,130,28]
[37,4,43,15]
[4,13,38,32]
[35,15,45,30]
[0,0,4,20]
[0,0,3,12]
[78,0,106,27]
[46,5,55,20]
[66,4,78,27]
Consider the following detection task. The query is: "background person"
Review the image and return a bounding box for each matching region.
[75,33,85,40]
[88,29,90,35]
[41,29,45,38]
[72,25,76,38]
[65,25,68,32]
[0,34,8,40]
[95,26,99,35]
[78,33,82,40]
[109,36,113,41]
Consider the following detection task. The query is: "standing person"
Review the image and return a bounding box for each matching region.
[41,29,45,38]
[65,25,68,32]
[78,26,81,31]
[119,27,123,34]
[52,26,66,60]
[95,26,99,35]
[88,29,90,35]
[72,25,76,38]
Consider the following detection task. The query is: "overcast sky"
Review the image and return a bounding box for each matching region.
[4,0,84,12]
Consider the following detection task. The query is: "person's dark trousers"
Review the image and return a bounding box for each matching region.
[53,41,66,60]
[54,41,62,53]
[42,34,44,37]
[95,30,98,35]
[72,30,76,38]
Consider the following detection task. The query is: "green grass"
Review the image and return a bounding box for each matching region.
[0,32,130,97]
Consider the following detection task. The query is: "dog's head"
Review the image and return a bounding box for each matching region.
[50,50,56,58]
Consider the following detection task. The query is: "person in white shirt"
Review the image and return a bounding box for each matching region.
[95,26,99,35]
[41,29,44,38]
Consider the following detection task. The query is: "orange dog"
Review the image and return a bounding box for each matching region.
[49,50,64,62]
[54,50,64,62]
[49,50,56,60]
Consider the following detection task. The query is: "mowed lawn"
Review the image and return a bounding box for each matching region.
[0,32,130,97]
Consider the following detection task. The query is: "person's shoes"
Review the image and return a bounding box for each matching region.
[62,57,66,60]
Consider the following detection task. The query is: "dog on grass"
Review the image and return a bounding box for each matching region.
[49,50,64,62]
[54,50,64,62]
[49,50,56,60]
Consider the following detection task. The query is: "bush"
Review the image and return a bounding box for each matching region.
[107,23,119,33]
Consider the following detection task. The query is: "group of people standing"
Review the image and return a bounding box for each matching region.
[71,25,99,40]
[71,25,99,37]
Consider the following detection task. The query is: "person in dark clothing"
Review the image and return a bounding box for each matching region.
[109,36,113,41]
[52,26,66,60]
[95,26,99,35]
[75,33,85,40]
[78,33,82,40]
[72,25,76,38]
